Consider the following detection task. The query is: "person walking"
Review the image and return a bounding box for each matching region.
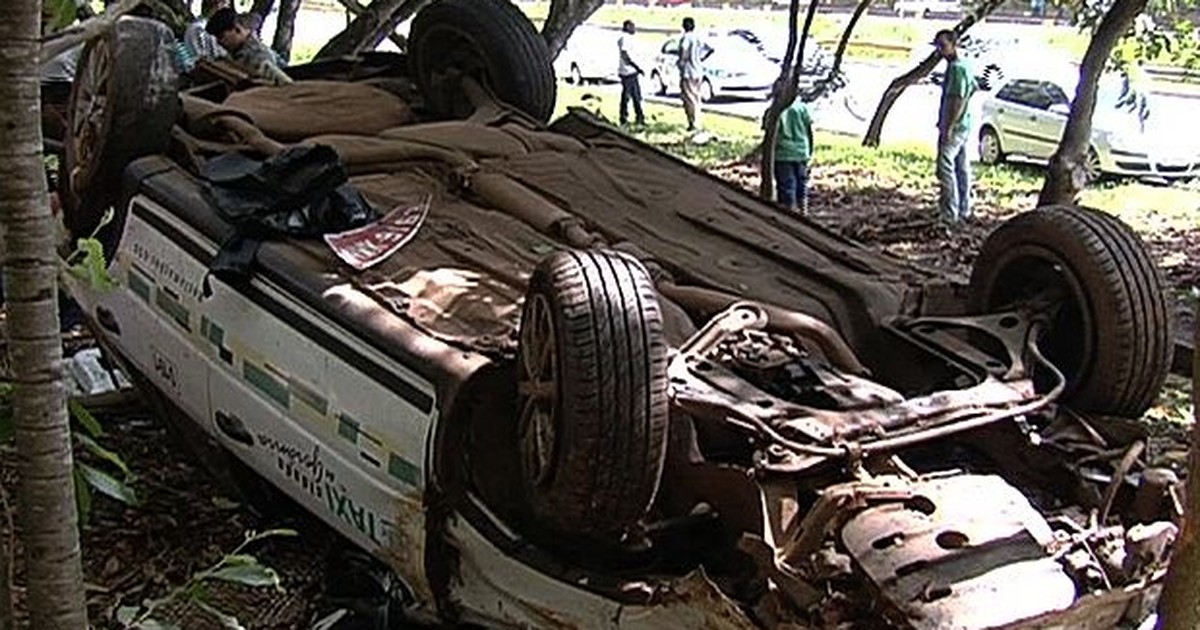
[618,20,646,127]
[677,17,707,131]
[933,29,977,223]
[774,95,814,214]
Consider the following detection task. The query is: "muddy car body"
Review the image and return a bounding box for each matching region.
[59,3,1179,628]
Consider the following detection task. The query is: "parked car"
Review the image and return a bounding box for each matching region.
[725,26,832,73]
[57,2,1179,628]
[650,34,780,101]
[978,68,1199,181]
[553,24,621,85]
[893,0,959,17]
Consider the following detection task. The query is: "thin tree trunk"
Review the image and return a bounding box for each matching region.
[271,0,301,61]
[1158,303,1200,629]
[798,0,871,102]
[1036,0,1146,206]
[861,0,1004,147]
[760,0,819,201]
[541,0,604,60]
[315,0,423,59]
[331,0,410,50]
[0,0,88,627]
[250,0,276,22]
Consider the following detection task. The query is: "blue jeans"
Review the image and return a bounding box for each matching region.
[937,128,972,222]
[619,74,644,125]
[775,160,809,213]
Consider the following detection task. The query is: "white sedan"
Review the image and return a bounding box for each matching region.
[977,72,1200,182]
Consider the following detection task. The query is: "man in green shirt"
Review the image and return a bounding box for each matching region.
[773,96,814,214]
[934,29,977,223]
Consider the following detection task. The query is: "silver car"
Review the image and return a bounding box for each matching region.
[553,24,621,85]
[978,70,1200,181]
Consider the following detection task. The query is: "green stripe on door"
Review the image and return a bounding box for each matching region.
[128,269,152,302]
[388,453,420,486]
[244,362,289,407]
[154,288,191,331]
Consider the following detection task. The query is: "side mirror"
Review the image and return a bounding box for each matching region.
[1048,103,1070,116]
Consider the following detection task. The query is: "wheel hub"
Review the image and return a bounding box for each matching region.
[518,293,558,487]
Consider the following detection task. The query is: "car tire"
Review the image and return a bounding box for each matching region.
[969,205,1173,417]
[517,249,669,540]
[62,17,180,242]
[978,126,1005,165]
[408,0,556,122]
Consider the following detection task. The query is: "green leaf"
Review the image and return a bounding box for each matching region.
[205,563,281,589]
[116,605,142,625]
[74,467,93,525]
[79,462,138,506]
[77,432,132,478]
[70,398,104,437]
[135,620,182,630]
[222,554,259,566]
[193,600,246,630]
[70,237,116,290]
[51,0,78,30]
[246,528,298,544]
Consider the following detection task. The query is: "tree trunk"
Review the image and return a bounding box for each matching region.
[315,0,424,59]
[1158,304,1200,629]
[798,0,871,102]
[271,0,301,62]
[1036,0,1147,206]
[0,0,88,627]
[250,0,276,22]
[541,0,604,60]
[861,0,1004,147]
[760,0,819,201]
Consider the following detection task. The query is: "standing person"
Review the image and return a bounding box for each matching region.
[206,7,294,86]
[774,94,814,214]
[617,20,646,127]
[934,29,976,224]
[676,17,707,131]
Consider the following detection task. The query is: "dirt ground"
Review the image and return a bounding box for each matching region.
[1,155,1196,629]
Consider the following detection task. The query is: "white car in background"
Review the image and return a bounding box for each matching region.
[554,24,621,85]
[978,69,1200,181]
[650,34,779,102]
[893,0,959,17]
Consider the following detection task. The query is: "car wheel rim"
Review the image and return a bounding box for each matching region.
[981,247,1094,397]
[980,131,1000,164]
[69,37,112,193]
[1084,149,1101,183]
[518,293,558,487]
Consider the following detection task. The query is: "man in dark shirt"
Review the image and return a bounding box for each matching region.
[205,7,292,86]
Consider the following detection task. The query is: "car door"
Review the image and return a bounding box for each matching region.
[1029,80,1071,160]
[656,39,680,93]
[991,80,1052,157]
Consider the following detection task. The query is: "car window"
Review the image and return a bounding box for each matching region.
[1040,82,1070,106]
[996,80,1052,108]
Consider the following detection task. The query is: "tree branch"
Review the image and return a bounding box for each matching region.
[316,0,419,59]
[798,0,871,103]
[861,0,1004,147]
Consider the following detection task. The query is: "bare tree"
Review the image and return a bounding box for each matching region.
[862,0,1004,147]
[798,0,872,102]
[1158,305,1200,629]
[760,0,820,201]
[0,0,88,627]
[271,0,301,61]
[1037,0,1147,205]
[541,0,604,60]
[315,0,426,59]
